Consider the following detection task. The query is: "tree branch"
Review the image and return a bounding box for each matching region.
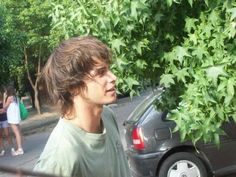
[24,47,35,90]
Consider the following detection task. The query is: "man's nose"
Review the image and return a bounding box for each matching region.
[107,70,116,82]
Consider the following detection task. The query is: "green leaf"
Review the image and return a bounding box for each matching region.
[110,38,126,53]
[227,8,236,21]
[187,0,193,7]
[228,23,236,38]
[160,74,175,88]
[136,60,147,69]
[232,114,236,123]
[224,78,235,105]
[202,23,213,37]
[132,40,148,55]
[185,18,197,33]
[130,1,138,20]
[154,13,164,23]
[204,92,217,104]
[126,77,139,90]
[224,95,233,106]
[214,133,220,148]
[175,68,189,83]
[174,46,191,64]
[152,62,160,68]
[166,0,173,7]
[205,65,227,81]
[216,105,225,120]
[209,10,219,27]
[227,78,235,96]
[188,33,198,45]
[217,80,226,92]
[180,126,187,142]
[192,46,207,60]
[204,0,209,6]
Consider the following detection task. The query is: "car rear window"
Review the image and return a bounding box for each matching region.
[127,94,158,123]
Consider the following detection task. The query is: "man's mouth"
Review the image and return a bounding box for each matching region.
[106,87,116,92]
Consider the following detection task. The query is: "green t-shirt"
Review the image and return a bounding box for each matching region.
[33,106,131,177]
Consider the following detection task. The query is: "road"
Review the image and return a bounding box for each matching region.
[0,93,148,177]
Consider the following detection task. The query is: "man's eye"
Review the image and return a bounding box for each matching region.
[96,68,107,76]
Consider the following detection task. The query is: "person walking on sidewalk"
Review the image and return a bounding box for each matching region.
[3,85,24,156]
[34,36,131,177]
[0,92,14,156]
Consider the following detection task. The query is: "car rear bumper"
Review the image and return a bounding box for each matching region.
[126,150,166,177]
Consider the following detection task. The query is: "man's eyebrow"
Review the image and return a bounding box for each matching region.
[88,65,108,76]
[95,66,108,73]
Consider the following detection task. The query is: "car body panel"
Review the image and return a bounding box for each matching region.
[124,90,236,177]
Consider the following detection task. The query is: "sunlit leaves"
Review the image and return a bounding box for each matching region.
[135,59,147,69]
[166,0,173,7]
[110,38,126,54]
[160,74,175,88]
[175,68,189,83]
[205,65,227,82]
[187,0,193,7]
[160,0,236,146]
[192,46,207,60]
[185,17,198,33]
[174,46,191,64]
[227,8,236,21]
[225,78,235,105]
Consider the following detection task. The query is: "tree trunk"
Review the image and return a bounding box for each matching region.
[34,85,41,114]
[24,47,42,114]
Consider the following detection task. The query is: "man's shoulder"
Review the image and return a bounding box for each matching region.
[102,105,115,119]
[103,105,113,113]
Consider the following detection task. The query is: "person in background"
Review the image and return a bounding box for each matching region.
[33,36,131,177]
[0,91,13,156]
[3,85,24,156]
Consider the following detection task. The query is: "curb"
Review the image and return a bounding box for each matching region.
[21,117,59,136]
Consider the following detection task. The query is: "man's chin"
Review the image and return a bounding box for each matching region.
[107,95,117,104]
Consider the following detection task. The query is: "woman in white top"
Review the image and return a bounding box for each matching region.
[3,85,24,156]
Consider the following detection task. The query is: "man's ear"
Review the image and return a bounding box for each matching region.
[69,87,80,97]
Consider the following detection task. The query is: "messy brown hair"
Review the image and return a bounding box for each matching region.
[42,36,112,116]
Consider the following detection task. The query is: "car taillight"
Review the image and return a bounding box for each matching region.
[132,127,145,150]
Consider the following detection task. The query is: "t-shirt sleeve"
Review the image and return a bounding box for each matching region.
[33,150,80,177]
[34,158,69,177]
[34,160,60,176]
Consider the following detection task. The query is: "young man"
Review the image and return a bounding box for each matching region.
[33,36,131,177]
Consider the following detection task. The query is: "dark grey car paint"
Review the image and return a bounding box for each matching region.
[124,91,236,177]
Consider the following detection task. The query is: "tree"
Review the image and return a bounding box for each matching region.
[0,3,25,90]
[49,0,236,145]
[158,0,236,145]
[2,0,53,114]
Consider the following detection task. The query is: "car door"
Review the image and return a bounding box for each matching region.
[200,119,236,174]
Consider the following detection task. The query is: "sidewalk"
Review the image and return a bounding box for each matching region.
[20,105,59,136]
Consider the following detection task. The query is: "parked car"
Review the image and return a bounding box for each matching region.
[123,90,236,177]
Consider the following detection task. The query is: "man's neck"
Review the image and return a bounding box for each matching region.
[66,99,104,134]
